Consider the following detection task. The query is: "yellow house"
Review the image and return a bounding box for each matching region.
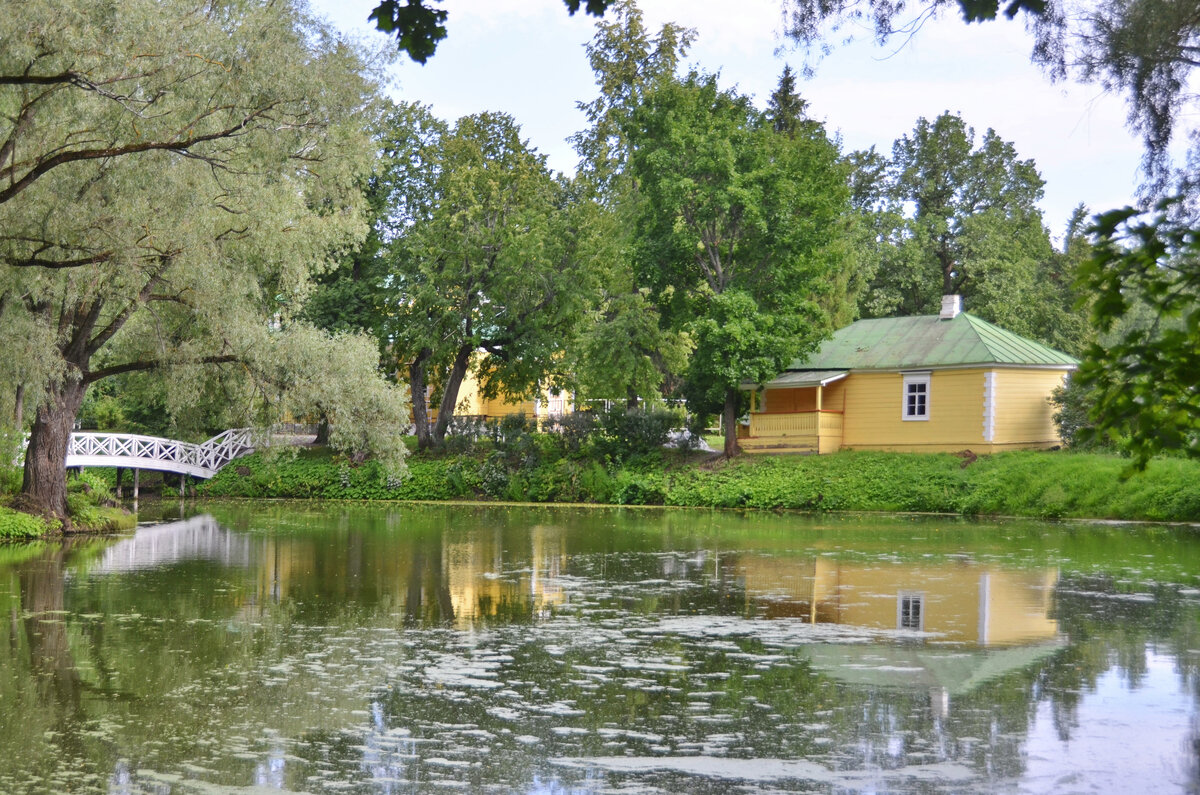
[451,370,572,425]
[415,355,573,428]
[741,296,1078,454]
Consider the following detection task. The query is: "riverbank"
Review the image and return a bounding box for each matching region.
[0,470,138,539]
[197,447,1200,523]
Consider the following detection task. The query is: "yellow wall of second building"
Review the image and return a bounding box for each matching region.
[435,366,551,420]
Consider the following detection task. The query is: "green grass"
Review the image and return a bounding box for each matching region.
[197,444,1200,523]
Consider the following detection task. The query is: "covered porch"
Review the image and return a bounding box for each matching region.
[739,370,848,454]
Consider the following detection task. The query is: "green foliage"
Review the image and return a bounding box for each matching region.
[593,406,680,461]
[627,69,852,452]
[855,113,1060,337]
[1075,199,1200,469]
[0,429,23,495]
[0,0,397,517]
[550,410,599,456]
[567,3,696,402]
[1049,378,1108,451]
[68,470,114,504]
[382,106,603,448]
[0,506,49,539]
[200,446,1200,522]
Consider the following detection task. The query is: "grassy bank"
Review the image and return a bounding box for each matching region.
[198,446,1200,523]
[0,470,137,540]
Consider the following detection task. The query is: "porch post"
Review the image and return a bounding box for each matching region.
[816,386,824,455]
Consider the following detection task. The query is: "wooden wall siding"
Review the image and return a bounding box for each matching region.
[841,369,987,450]
[481,396,536,418]
[760,379,846,414]
[991,369,1069,446]
[763,387,816,413]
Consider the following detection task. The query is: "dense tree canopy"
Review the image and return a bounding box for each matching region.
[783,0,1200,466]
[628,70,853,456]
[1075,201,1200,467]
[0,0,409,520]
[568,0,695,406]
[855,113,1061,340]
[383,107,604,449]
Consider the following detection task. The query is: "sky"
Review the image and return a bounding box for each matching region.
[309,0,1153,238]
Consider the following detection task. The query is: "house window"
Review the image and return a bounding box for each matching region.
[898,592,925,631]
[902,372,930,421]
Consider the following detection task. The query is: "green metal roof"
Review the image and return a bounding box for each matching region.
[786,313,1079,372]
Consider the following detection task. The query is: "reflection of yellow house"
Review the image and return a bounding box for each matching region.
[733,554,1058,647]
[443,524,568,627]
[740,296,1078,454]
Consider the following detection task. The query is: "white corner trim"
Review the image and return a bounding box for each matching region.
[983,370,996,442]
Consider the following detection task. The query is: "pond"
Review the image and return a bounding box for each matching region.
[1,503,1198,793]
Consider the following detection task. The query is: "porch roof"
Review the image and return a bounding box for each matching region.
[744,369,848,389]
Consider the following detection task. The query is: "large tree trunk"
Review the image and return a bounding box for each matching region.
[21,379,86,522]
[409,347,433,451]
[626,385,639,412]
[431,346,472,446]
[314,412,330,445]
[722,386,740,459]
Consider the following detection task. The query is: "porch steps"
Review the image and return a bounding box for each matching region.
[739,437,819,455]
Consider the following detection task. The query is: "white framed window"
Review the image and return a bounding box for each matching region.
[898,592,925,631]
[902,372,930,421]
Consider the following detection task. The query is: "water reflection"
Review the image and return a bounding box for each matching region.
[0,505,1196,793]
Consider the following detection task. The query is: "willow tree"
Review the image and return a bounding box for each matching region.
[0,0,408,521]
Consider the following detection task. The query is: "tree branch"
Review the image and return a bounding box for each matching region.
[0,105,278,207]
[84,354,239,384]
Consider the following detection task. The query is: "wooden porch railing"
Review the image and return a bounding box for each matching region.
[749,411,843,437]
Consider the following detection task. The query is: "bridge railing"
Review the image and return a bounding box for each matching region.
[63,427,270,479]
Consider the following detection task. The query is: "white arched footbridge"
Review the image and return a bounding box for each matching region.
[65,428,265,480]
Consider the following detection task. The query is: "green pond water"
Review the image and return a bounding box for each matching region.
[1,502,1199,793]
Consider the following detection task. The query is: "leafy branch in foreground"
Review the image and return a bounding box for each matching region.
[1075,199,1200,468]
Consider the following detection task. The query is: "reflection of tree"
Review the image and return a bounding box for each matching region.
[0,541,113,789]
[1043,574,1200,743]
[404,539,455,625]
[20,547,82,711]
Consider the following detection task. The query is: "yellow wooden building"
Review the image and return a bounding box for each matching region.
[450,373,571,424]
[740,296,1078,454]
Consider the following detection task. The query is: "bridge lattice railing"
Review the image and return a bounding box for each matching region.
[66,427,268,476]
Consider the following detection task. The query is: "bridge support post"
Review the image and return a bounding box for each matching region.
[115,468,123,500]
[133,469,139,509]
[179,474,186,499]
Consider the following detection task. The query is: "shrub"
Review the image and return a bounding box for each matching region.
[551,410,598,456]
[594,406,680,461]
[69,469,114,504]
[443,416,486,454]
[0,506,49,539]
